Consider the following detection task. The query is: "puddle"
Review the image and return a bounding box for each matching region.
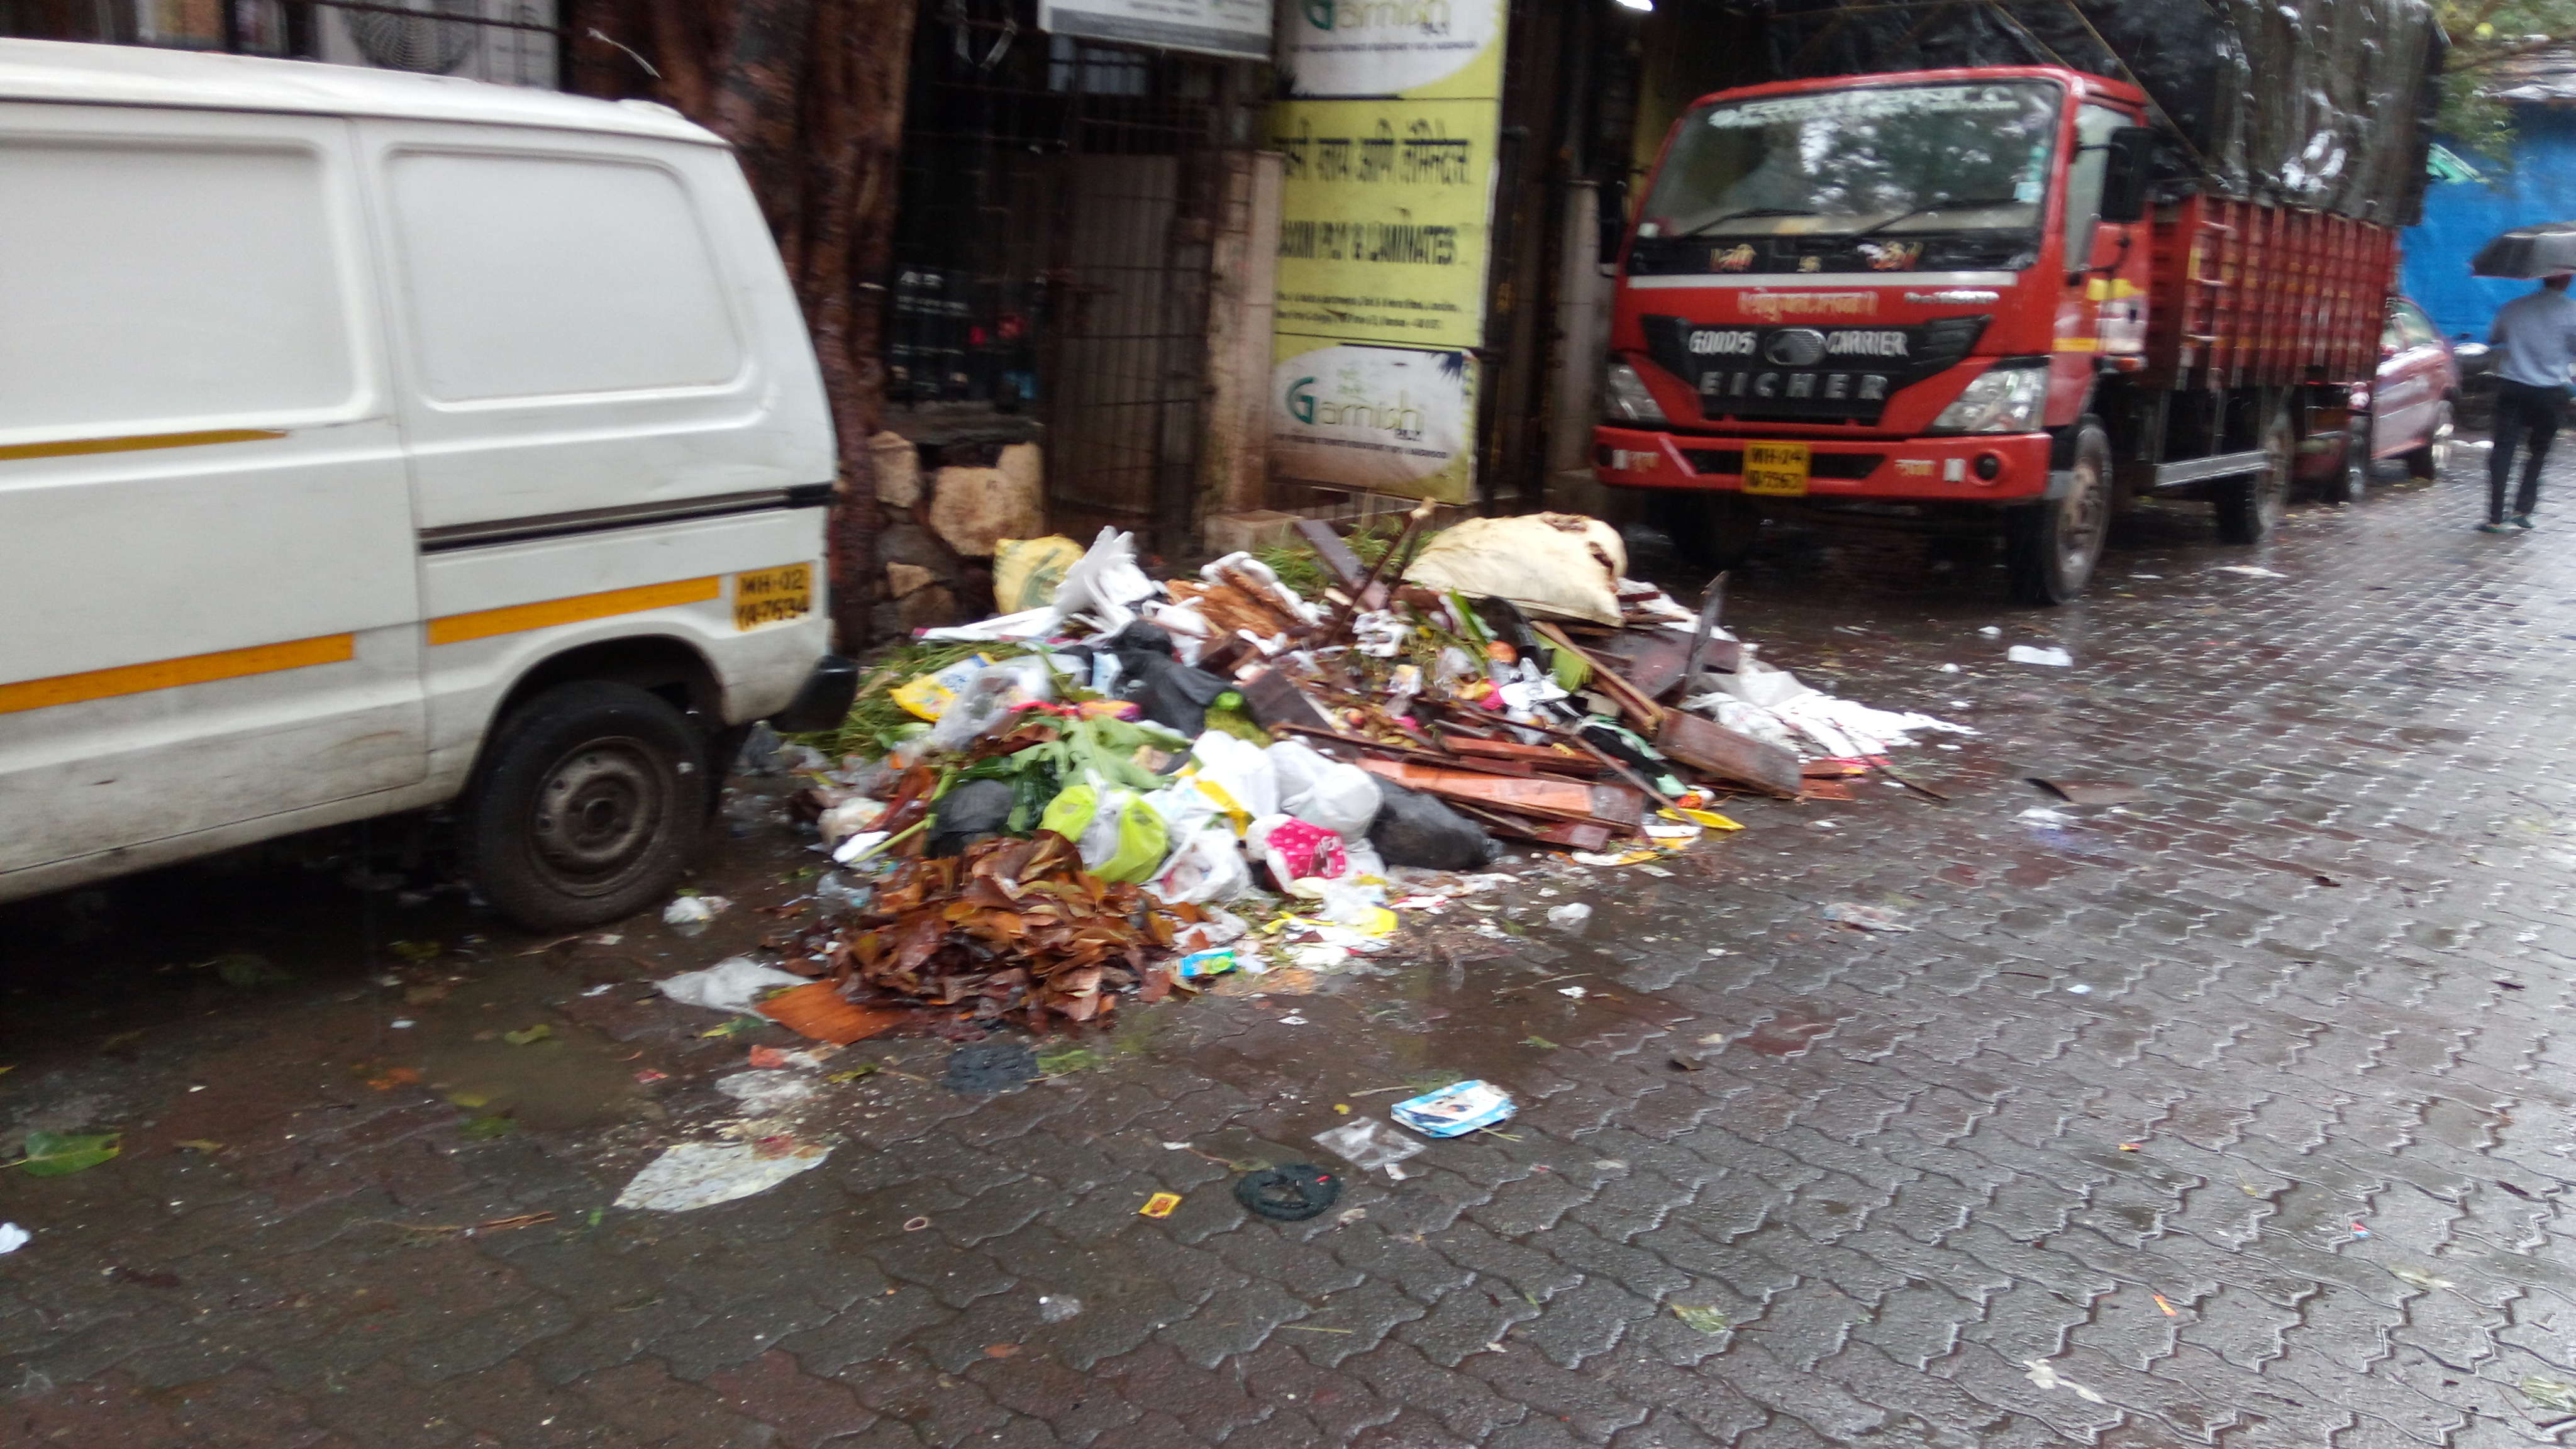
[404,965,651,1133]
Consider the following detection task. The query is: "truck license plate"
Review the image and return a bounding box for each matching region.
[1743,441,1810,497]
[733,564,814,631]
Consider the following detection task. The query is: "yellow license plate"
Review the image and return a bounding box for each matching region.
[733,564,814,631]
[1743,441,1810,497]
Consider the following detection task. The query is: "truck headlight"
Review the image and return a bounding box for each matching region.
[1603,357,1670,426]
[1929,360,2049,434]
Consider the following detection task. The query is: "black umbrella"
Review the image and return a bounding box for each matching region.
[2473,223,2576,279]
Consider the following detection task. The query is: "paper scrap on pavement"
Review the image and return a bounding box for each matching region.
[2007,645,2073,667]
[0,1223,26,1255]
[615,1141,831,1212]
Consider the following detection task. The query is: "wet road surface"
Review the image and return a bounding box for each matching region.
[8,450,2576,1446]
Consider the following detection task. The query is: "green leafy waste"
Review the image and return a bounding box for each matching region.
[782,640,1039,762]
[1252,515,1405,603]
[18,1130,121,1177]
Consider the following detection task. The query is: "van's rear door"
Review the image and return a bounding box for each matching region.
[0,105,426,875]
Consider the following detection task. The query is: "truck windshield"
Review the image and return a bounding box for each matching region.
[1640,82,2061,244]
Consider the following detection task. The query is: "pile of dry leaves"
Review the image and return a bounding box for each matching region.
[786,831,1209,1030]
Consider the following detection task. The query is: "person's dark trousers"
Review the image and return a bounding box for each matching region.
[2490,378,2568,523]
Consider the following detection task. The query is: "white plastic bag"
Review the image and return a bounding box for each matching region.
[1266,740,1384,838]
[1404,514,1629,626]
[1166,731,1279,833]
[658,957,806,1014]
[1149,826,1253,904]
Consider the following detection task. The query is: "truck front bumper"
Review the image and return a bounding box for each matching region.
[1594,427,2057,502]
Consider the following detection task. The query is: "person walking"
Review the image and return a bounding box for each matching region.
[2482,274,2576,533]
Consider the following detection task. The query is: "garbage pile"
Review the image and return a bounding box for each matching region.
[745,509,1963,1039]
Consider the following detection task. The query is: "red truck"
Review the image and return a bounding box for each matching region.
[1595,7,2437,604]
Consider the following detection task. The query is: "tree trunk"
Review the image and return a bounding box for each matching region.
[570,0,919,651]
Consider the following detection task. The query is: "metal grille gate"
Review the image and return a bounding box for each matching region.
[889,0,1252,554]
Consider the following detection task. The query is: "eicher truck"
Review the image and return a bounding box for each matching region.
[1594,0,2441,602]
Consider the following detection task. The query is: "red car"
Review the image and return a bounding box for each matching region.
[2307,295,2467,501]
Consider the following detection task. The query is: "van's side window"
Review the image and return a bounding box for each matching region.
[387,153,743,402]
[0,142,353,435]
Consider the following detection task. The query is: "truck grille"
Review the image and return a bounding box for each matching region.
[1639,314,1988,426]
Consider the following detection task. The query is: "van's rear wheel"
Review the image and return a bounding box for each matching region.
[467,681,707,930]
[2006,421,2111,606]
[2406,401,2455,479]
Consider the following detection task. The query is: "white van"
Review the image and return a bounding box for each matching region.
[0,40,857,928]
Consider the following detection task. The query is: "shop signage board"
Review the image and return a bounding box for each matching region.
[1038,0,1274,61]
[1269,0,1506,503]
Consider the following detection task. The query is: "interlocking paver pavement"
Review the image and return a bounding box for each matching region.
[9,454,2576,1445]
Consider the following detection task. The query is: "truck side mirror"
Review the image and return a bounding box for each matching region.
[2099,127,2157,224]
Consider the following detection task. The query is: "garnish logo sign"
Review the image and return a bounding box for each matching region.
[1270,342,1472,495]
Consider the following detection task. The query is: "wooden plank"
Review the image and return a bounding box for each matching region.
[1353,757,1628,824]
[1238,667,1335,733]
[1653,710,1802,798]
[1291,518,1387,609]
[1531,621,1664,731]
[1438,735,1605,776]
[1449,802,1613,852]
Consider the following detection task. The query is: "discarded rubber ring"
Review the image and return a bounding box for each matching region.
[902,1216,932,1232]
[1233,1163,1341,1222]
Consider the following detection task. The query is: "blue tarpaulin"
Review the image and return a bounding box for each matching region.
[2403,111,2576,340]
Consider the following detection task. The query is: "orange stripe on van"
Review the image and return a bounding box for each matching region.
[0,429,287,462]
[0,633,354,716]
[426,577,721,647]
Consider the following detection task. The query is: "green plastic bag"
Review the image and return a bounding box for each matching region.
[1096,794,1170,884]
[1036,783,1097,843]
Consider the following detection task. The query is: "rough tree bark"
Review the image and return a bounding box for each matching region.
[569,0,918,650]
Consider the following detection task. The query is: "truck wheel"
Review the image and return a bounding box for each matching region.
[2006,421,2111,605]
[2319,418,2368,505]
[2214,407,2294,544]
[2405,401,2454,479]
[465,681,709,930]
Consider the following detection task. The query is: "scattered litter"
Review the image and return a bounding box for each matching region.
[1977,626,2001,637]
[2151,1294,2177,1316]
[614,1140,831,1212]
[0,1224,25,1254]
[1822,902,1914,933]
[1545,903,1592,932]
[389,1019,415,1030]
[1391,1080,1516,1138]
[2019,808,2073,824]
[1233,1164,1341,1221]
[2006,645,2072,667]
[2215,564,2286,578]
[658,957,809,1016]
[2022,1357,2107,1404]
[2029,778,2144,806]
[1038,1294,1084,1323]
[1669,1054,1702,1072]
[1571,850,1660,867]
[1558,985,1587,999]
[2350,1221,2370,1238]
[714,1071,819,1113]
[2387,1265,2454,1291]
[1313,1117,1429,1174]
[1523,1035,1558,1049]
[2119,1142,2141,1152]
[502,1024,552,1046]
[1335,1206,1366,1226]
[2065,983,2092,995]
[943,1041,1039,1096]
[1139,1192,1183,1218]
[2523,1376,2576,1414]
[1670,1304,1731,1334]
[662,894,731,928]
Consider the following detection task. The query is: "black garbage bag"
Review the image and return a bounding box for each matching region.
[926,779,1016,858]
[1368,778,1501,870]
